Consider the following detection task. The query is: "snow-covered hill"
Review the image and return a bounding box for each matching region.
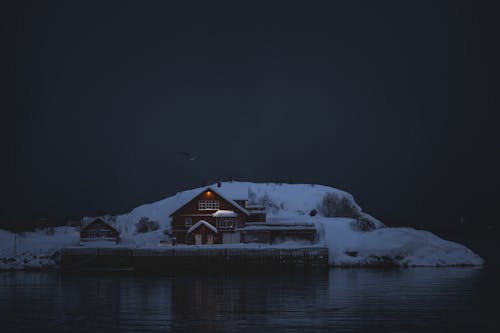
[321,218,482,266]
[109,181,384,242]
[0,182,484,269]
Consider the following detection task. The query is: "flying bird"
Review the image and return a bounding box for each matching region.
[180,151,198,161]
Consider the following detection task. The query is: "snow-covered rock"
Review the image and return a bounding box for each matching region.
[317,218,483,267]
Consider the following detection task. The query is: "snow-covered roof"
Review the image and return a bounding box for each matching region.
[212,210,238,218]
[205,187,249,215]
[169,187,249,216]
[81,218,117,232]
[187,220,218,234]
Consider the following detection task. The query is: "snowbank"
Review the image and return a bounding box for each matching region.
[318,218,484,267]
[0,182,485,269]
[0,227,79,270]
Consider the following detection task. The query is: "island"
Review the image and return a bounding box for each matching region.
[0,181,484,270]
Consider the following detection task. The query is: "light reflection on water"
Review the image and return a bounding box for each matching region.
[0,267,496,332]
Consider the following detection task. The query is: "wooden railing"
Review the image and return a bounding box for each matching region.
[61,246,329,271]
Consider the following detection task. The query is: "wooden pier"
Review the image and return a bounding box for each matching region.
[61,246,329,272]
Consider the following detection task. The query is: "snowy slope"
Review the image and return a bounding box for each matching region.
[111,181,383,243]
[0,227,79,270]
[0,182,484,269]
[318,218,483,266]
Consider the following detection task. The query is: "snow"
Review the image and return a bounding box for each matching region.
[187,220,218,234]
[212,210,238,217]
[0,227,80,270]
[0,181,485,269]
[118,181,382,231]
[169,186,249,216]
[317,218,484,267]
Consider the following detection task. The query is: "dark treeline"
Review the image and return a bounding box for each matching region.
[0,215,74,233]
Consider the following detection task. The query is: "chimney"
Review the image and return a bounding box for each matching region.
[217,181,221,188]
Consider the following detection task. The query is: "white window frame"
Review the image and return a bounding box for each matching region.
[216,217,234,228]
[184,217,192,227]
[198,200,220,210]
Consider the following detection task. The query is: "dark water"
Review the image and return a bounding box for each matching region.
[0,266,498,333]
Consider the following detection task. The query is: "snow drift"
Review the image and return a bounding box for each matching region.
[0,182,484,269]
[319,218,483,267]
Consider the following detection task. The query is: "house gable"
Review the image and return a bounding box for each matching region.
[169,187,249,217]
[187,220,217,234]
[80,218,119,240]
[170,187,249,244]
[81,218,117,233]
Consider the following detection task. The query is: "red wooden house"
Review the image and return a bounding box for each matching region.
[170,185,316,245]
[170,187,252,245]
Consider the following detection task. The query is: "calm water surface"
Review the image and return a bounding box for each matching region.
[0,266,498,332]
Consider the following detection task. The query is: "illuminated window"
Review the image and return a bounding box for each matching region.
[185,218,192,227]
[216,217,234,228]
[199,200,219,210]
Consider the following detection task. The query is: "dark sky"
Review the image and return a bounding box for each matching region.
[1,0,499,228]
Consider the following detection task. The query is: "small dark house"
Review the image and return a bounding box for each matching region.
[80,218,119,243]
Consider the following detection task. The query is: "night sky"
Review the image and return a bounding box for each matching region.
[2,1,499,228]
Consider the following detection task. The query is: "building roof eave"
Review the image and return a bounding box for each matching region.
[187,220,218,234]
[169,187,249,217]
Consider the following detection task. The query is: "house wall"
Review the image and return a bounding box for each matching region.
[241,231,271,244]
[188,224,219,244]
[247,212,266,222]
[240,229,317,245]
[171,189,247,244]
[270,230,317,244]
[80,220,119,241]
[234,199,246,208]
